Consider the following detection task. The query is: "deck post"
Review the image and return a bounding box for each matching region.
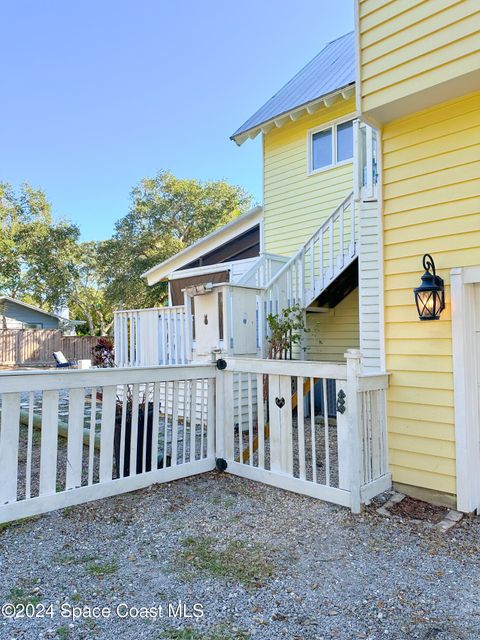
[345,348,363,513]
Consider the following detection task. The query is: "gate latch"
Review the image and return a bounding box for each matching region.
[336,389,346,414]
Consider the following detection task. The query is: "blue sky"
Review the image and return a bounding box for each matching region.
[0,1,353,241]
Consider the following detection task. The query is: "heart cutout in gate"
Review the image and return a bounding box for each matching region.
[275,397,285,409]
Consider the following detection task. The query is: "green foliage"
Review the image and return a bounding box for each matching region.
[161,626,250,640]
[85,559,119,576]
[0,182,80,309]
[8,586,41,607]
[56,627,70,640]
[0,172,254,332]
[68,242,113,335]
[177,535,274,587]
[0,515,41,534]
[98,170,254,310]
[266,304,308,359]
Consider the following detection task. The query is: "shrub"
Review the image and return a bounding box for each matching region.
[91,337,115,367]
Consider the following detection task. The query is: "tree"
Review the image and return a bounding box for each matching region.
[68,242,114,336]
[99,170,254,309]
[0,182,80,310]
[0,172,254,334]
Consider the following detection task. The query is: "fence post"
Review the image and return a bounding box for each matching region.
[214,358,225,463]
[345,349,363,513]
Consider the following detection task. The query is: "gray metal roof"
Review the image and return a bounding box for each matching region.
[231,31,355,141]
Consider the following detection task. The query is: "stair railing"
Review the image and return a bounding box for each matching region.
[262,191,356,316]
[238,253,290,288]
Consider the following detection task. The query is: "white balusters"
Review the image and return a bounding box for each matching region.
[0,393,21,503]
[297,377,306,481]
[39,390,59,496]
[262,192,357,336]
[25,392,34,499]
[99,386,117,482]
[88,388,97,485]
[350,198,356,257]
[114,306,193,367]
[66,388,85,490]
[338,204,345,270]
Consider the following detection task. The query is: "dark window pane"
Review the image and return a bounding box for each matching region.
[218,292,224,340]
[312,128,332,170]
[336,120,353,162]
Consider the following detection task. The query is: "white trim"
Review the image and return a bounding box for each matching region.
[354,0,362,116]
[451,266,480,513]
[377,126,386,372]
[232,85,355,146]
[168,263,234,281]
[463,266,480,284]
[0,458,215,525]
[259,218,265,255]
[226,461,351,508]
[306,114,355,176]
[142,206,263,285]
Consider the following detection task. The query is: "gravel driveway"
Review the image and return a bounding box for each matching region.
[0,471,479,640]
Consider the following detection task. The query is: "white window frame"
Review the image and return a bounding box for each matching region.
[307,114,355,176]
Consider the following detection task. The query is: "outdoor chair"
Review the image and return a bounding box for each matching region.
[52,351,76,368]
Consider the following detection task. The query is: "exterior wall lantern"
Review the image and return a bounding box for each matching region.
[413,254,445,320]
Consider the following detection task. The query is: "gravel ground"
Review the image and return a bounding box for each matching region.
[0,472,479,640]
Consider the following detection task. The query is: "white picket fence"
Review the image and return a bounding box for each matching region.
[0,364,215,523]
[0,351,390,522]
[216,350,390,512]
[114,306,191,367]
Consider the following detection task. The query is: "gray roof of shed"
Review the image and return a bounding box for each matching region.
[231,31,355,142]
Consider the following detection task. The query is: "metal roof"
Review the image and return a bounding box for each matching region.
[231,31,355,143]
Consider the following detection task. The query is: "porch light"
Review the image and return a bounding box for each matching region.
[413,254,445,320]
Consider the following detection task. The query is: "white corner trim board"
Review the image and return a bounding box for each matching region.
[451,266,480,513]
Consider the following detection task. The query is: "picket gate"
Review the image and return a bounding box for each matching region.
[215,351,390,513]
[0,364,215,523]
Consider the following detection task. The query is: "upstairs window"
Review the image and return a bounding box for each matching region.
[309,119,353,173]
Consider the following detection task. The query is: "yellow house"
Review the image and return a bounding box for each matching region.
[356,0,480,510]
[119,5,480,512]
[231,32,382,370]
[222,3,480,511]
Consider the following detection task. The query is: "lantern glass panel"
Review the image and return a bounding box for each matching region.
[415,289,443,320]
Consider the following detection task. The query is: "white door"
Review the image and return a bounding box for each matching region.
[193,291,221,357]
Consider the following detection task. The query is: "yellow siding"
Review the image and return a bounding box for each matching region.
[382,90,480,496]
[359,0,480,115]
[305,289,360,362]
[263,96,355,256]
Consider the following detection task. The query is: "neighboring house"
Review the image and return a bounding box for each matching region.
[0,296,84,336]
[115,2,480,513]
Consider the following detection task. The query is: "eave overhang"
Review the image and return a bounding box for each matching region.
[231,84,355,146]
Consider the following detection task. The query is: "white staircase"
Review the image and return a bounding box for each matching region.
[242,191,357,315]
